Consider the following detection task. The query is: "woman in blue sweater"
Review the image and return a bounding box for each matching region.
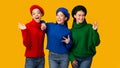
[42,7,72,68]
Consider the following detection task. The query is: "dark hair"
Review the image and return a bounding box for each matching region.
[72,5,87,27]
[64,21,68,27]
[72,5,87,17]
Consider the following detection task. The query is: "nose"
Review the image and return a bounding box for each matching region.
[35,14,38,16]
[57,16,61,19]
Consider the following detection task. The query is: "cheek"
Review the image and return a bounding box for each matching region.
[32,15,35,19]
[56,16,59,19]
[79,16,84,20]
[56,16,60,20]
[39,14,42,17]
[76,17,84,22]
[61,17,66,21]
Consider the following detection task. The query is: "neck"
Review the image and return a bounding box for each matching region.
[72,20,87,29]
[76,22,82,24]
[57,22,64,25]
[58,23,64,25]
[76,21,84,24]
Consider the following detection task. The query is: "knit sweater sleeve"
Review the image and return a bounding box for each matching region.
[92,29,100,46]
[21,27,32,49]
[46,23,53,33]
[89,24,100,46]
[69,51,75,62]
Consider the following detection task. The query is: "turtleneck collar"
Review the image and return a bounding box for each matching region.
[31,19,40,24]
[72,20,87,29]
[30,19,41,28]
[56,23,66,27]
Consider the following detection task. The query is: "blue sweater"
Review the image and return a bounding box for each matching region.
[46,23,72,54]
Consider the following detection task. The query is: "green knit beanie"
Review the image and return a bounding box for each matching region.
[72,5,87,17]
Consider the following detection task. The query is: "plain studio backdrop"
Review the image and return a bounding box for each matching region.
[0,0,120,68]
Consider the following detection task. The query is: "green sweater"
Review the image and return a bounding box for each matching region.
[69,21,100,62]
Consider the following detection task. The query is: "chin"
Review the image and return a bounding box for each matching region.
[57,22,61,24]
[79,21,84,23]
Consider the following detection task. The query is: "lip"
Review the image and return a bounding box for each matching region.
[35,17,39,19]
[57,20,61,23]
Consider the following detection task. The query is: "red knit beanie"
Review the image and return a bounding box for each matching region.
[30,5,44,16]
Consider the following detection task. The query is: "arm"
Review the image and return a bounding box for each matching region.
[69,52,76,63]
[18,23,32,49]
[21,29,32,49]
[92,29,100,46]
[40,20,47,30]
[92,22,100,46]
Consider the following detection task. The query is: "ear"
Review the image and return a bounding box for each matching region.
[39,11,43,17]
[74,14,76,18]
[65,17,67,21]
[40,11,43,17]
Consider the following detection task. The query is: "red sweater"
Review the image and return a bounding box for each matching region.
[21,19,45,58]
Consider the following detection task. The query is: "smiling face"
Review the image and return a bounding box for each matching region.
[31,8,42,23]
[74,10,85,24]
[56,11,67,25]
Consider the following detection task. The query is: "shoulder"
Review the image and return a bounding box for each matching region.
[87,23,92,27]
[46,22,56,26]
[86,23,97,31]
[25,21,32,27]
[85,23,93,29]
[64,28,71,34]
[68,29,72,34]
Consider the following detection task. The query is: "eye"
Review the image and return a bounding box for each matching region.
[37,12,41,14]
[32,13,35,15]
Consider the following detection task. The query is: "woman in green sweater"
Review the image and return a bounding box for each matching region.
[69,5,100,68]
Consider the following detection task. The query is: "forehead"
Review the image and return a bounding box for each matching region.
[57,11,64,15]
[76,10,85,14]
[32,8,40,12]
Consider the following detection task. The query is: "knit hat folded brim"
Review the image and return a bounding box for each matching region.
[56,7,70,21]
[30,5,44,16]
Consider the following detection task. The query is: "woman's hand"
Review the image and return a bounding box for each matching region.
[18,23,26,30]
[41,23,46,30]
[72,60,78,67]
[92,21,98,30]
[62,35,70,44]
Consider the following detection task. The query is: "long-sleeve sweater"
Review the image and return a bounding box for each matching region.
[69,21,100,62]
[21,19,45,58]
[46,23,72,54]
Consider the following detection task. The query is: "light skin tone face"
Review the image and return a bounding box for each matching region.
[32,8,42,23]
[56,11,67,25]
[74,10,85,24]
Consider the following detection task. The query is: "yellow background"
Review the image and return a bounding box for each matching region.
[0,0,120,68]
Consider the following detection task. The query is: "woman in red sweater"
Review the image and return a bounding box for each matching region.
[18,5,45,68]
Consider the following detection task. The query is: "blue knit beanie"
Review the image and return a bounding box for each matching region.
[56,7,70,21]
